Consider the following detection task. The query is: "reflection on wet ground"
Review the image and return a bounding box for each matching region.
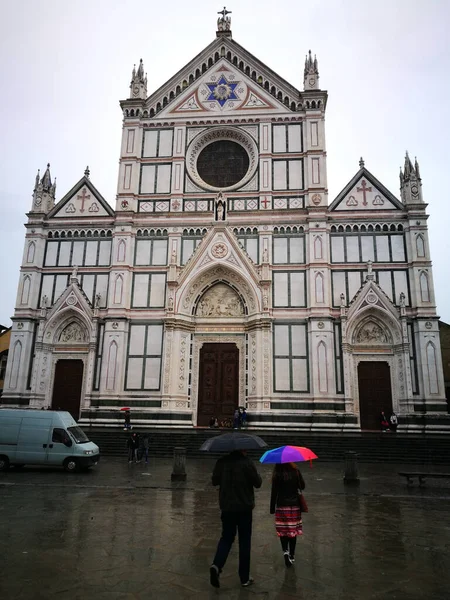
[1,458,450,599]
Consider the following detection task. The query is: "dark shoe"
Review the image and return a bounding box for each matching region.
[241,577,254,587]
[284,551,292,568]
[210,565,220,588]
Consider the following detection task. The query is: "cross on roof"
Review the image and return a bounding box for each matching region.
[218,6,232,19]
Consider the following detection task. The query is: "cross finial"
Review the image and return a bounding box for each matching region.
[84,165,90,178]
[359,157,365,168]
[218,6,231,19]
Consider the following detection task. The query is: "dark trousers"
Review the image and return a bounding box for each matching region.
[280,536,297,556]
[213,510,252,583]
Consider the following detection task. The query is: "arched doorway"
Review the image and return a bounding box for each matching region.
[51,359,84,420]
[358,361,393,430]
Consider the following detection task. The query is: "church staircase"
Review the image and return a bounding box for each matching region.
[86,428,450,464]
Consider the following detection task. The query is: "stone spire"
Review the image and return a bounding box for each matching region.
[31,163,56,213]
[304,50,320,90]
[400,151,423,205]
[129,58,147,100]
[216,6,232,37]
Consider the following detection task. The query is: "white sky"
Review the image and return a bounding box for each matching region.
[0,0,449,325]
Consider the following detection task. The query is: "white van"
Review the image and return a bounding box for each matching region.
[0,409,100,472]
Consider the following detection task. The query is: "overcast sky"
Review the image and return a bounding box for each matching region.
[0,0,449,326]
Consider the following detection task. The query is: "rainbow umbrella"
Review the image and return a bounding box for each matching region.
[260,445,318,467]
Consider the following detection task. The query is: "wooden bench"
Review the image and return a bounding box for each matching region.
[398,472,450,486]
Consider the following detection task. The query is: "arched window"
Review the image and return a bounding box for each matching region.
[26,242,35,263]
[416,234,425,257]
[106,341,118,390]
[314,236,323,259]
[21,276,31,305]
[114,275,123,305]
[317,341,328,392]
[420,272,430,302]
[117,240,126,263]
[315,272,324,303]
[426,342,439,394]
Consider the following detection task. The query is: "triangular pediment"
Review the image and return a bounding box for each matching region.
[46,277,94,315]
[329,167,403,211]
[156,59,288,118]
[177,225,260,288]
[347,276,400,322]
[142,36,303,119]
[48,176,115,219]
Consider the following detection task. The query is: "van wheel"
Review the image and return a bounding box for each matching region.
[63,458,78,472]
[0,456,10,471]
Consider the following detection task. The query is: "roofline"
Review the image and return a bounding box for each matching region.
[47,176,115,219]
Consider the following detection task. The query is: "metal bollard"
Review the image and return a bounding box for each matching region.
[171,446,187,481]
[343,450,360,484]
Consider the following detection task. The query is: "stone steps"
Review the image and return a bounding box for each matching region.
[85,428,450,464]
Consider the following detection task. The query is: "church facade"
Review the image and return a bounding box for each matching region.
[2,13,448,431]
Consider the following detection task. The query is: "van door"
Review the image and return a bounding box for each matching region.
[46,427,73,466]
[15,417,53,464]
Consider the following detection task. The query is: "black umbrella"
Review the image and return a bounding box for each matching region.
[200,432,268,452]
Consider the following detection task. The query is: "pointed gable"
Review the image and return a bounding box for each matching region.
[48,176,115,219]
[157,59,286,118]
[329,166,403,212]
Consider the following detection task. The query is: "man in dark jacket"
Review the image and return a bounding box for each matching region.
[210,450,262,589]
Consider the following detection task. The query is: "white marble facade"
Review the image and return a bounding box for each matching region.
[2,17,448,431]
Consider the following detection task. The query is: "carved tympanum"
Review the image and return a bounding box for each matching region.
[355,321,387,344]
[196,283,244,317]
[59,322,87,343]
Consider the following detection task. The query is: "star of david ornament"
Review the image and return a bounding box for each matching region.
[206,75,239,107]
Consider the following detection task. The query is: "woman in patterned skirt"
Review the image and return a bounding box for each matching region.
[270,463,305,567]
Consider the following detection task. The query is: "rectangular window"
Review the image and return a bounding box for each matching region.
[39,274,70,307]
[331,237,345,262]
[273,236,305,264]
[140,164,172,194]
[273,271,306,307]
[134,238,168,266]
[273,125,287,153]
[375,236,390,262]
[78,273,109,307]
[181,236,203,265]
[58,242,71,266]
[237,236,259,263]
[361,236,375,262]
[288,125,302,152]
[391,235,406,262]
[273,323,308,392]
[84,241,98,266]
[331,271,364,307]
[273,159,303,190]
[377,271,393,300]
[131,273,167,308]
[393,270,409,305]
[143,129,173,158]
[125,323,164,390]
[346,237,359,262]
[44,242,58,266]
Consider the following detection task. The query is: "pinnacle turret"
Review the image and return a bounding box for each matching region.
[31,163,56,213]
[303,50,320,90]
[400,151,423,205]
[129,58,147,100]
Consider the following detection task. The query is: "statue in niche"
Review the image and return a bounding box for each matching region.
[356,322,387,344]
[59,322,86,343]
[215,191,226,221]
[196,283,244,317]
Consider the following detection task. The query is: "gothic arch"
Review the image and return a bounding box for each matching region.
[43,306,93,346]
[426,341,439,394]
[177,264,260,316]
[193,281,246,317]
[26,241,36,263]
[420,271,430,302]
[8,340,22,389]
[351,315,393,346]
[416,234,425,257]
[20,276,31,305]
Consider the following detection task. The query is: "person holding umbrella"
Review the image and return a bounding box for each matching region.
[260,446,317,567]
[203,432,266,589]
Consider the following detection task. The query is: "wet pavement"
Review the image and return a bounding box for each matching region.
[1,457,450,600]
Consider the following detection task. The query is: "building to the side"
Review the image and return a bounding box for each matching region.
[2,12,448,431]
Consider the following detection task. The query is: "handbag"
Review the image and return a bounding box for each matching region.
[298,491,308,513]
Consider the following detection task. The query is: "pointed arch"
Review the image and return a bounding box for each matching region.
[114,275,123,304]
[20,276,31,305]
[416,234,425,258]
[314,236,323,259]
[26,241,36,263]
[117,239,126,262]
[8,340,22,389]
[420,271,430,302]
[106,340,118,390]
[426,341,439,394]
[315,272,324,303]
[317,341,328,392]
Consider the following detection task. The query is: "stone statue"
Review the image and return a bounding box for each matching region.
[262,247,268,263]
[168,296,174,310]
[217,7,232,31]
[216,192,226,221]
[94,293,101,308]
[71,265,78,280]
[399,292,406,307]
[340,292,345,307]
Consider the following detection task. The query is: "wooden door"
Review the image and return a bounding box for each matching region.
[358,361,393,430]
[51,359,84,421]
[197,343,239,426]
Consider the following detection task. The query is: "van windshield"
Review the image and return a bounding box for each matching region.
[67,426,90,444]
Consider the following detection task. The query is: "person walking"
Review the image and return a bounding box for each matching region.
[209,450,262,589]
[380,411,390,432]
[127,432,139,463]
[123,410,132,431]
[270,463,305,567]
[233,409,240,429]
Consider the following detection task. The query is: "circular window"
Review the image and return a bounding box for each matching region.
[186,127,258,192]
[197,141,250,188]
